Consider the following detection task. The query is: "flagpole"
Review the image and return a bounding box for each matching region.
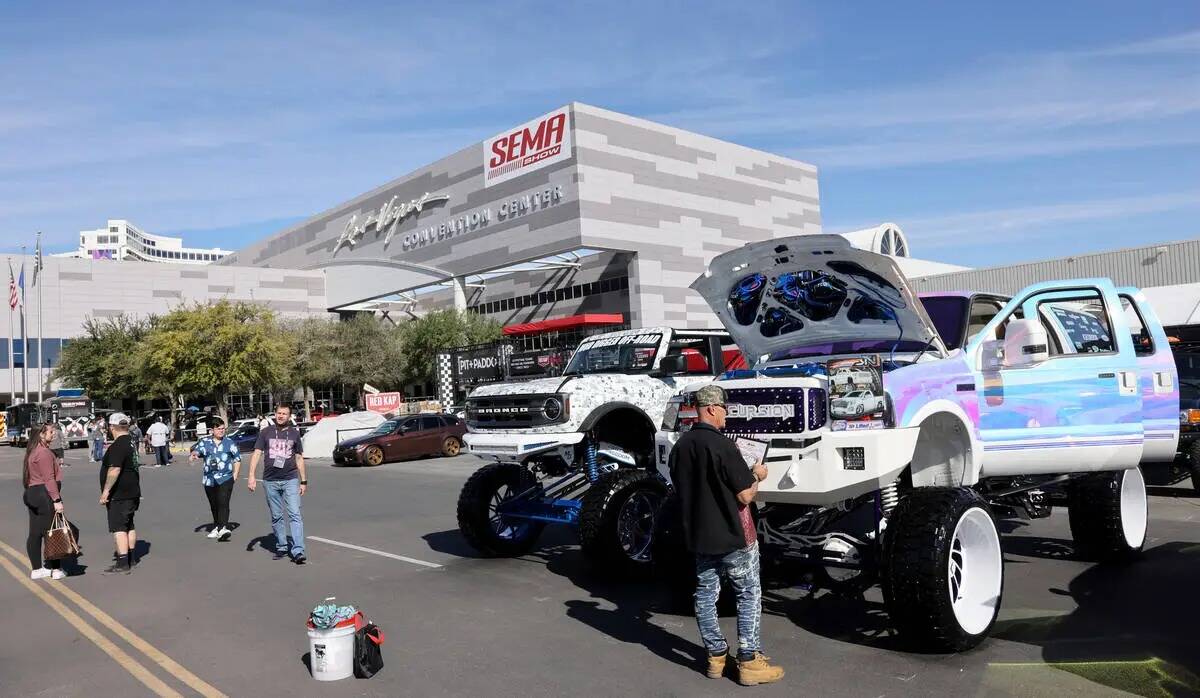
[35,232,43,404]
[19,245,27,404]
[6,258,14,406]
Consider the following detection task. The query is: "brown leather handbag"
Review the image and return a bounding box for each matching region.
[44,513,82,561]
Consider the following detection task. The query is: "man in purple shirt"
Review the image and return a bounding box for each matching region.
[247,405,309,564]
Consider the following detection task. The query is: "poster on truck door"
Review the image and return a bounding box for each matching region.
[827,356,886,430]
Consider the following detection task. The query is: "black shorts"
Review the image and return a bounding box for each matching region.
[106,498,139,533]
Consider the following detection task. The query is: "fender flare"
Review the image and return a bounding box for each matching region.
[905,399,983,486]
[579,402,658,436]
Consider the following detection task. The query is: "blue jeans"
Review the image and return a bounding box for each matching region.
[92,440,105,461]
[695,542,761,658]
[263,479,305,557]
[154,445,170,466]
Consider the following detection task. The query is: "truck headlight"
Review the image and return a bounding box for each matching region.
[1183,409,1200,424]
[542,396,566,420]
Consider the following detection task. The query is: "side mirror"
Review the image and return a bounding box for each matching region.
[1002,319,1050,368]
[657,354,688,376]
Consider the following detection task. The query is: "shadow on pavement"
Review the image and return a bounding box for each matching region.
[991,541,1200,697]
[422,529,488,559]
[1145,485,1198,499]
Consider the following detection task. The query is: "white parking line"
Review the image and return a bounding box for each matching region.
[308,536,443,569]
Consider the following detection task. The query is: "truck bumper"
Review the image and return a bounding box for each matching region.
[656,427,921,506]
[463,432,585,460]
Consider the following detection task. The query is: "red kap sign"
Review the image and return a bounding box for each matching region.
[484,106,572,187]
[364,392,403,415]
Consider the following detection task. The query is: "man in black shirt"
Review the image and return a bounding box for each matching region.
[99,413,140,575]
[668,385,783,686]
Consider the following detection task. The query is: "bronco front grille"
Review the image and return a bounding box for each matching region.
[467,394,566,429]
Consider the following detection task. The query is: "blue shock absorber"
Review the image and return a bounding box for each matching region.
[585,439,599,483]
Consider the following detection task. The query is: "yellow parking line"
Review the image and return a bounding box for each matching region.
[0,547,182,698]
[0,541,226,698]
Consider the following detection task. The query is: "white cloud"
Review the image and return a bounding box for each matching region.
[868,191,1200,249]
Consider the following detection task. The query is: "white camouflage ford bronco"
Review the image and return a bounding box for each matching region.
[456,327,741,573]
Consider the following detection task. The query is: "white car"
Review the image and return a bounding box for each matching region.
[830,389,885,418]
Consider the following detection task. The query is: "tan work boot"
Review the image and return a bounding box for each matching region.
[706,652,729,679]
[737,652,785,686]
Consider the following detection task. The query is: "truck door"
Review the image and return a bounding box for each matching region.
[1118,288,1179,462]
[976,281,1143,475]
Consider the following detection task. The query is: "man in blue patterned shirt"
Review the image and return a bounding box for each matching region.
[189,418,242,541]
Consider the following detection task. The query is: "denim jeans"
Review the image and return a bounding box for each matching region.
[694,542,761,658]
[263,479,305,556]
[154,445,170,466]
[92,440,105,461]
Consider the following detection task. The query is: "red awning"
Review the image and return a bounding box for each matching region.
[502,313,624,336]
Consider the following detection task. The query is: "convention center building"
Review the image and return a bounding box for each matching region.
[2,102,1197,404]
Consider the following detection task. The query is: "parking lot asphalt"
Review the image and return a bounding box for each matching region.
[1,445,1199,697]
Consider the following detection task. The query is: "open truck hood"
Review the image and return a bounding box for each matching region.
[691,235,942,363]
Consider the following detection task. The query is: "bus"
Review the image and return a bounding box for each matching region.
[46,395,94,448]
[5,403,44,447]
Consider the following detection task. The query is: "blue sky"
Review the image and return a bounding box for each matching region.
[1,2,1197,268]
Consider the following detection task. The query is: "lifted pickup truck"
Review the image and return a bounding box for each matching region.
[456,327,743,573]
[655,234,1179,651]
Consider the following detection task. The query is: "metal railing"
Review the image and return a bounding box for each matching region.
[335,426,374,443]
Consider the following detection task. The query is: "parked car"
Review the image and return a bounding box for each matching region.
[333,414,466,466]
[227,423,261,453]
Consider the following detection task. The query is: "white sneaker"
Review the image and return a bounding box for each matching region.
[51,569,66,580]
[30,568,51,580]
[206,527,221,539]
[218,528,232,541]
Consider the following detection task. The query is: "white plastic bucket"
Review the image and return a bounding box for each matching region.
[307,623,356,681]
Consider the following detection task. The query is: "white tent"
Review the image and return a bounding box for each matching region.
[301,411,385,459]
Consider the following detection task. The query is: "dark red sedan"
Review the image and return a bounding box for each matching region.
[332,414,467,466]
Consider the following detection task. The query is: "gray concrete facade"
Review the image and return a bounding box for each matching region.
[1,256,326,400]
[225,102,821,328]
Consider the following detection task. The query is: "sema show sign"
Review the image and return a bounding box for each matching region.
[485,106,572,187]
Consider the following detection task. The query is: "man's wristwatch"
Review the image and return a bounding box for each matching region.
[300,480,308,485]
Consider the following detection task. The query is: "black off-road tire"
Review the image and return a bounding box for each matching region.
[456,462,545,557]
[882,487,1003,653]
[1189,442,1200,494]
[1068,468,1147,562]
[579,469,667,576]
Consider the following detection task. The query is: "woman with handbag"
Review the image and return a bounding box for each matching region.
[22,423,66,580]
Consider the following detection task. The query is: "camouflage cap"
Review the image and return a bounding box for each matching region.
[694,384,727,407]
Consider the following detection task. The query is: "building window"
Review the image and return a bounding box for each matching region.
[109,226,119,233]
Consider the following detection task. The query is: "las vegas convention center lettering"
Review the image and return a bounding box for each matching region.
[333,185,564,254]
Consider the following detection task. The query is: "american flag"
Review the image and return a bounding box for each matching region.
[7,261,17,310]
[32,234,42,287]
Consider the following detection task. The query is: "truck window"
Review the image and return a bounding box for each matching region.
[1119,296,1155,357]
[967,298,1005,345]
[1036,291,1116,355]
[665,337,717,375]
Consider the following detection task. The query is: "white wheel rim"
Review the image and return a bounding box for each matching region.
[947,507,1002,636]
[1120,467,1147,549]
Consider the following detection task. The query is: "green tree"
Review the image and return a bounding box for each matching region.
[53,315,156,401]
[399,309,502,386]
[326,313,407,406]
[283,317,342,420]
[138,301,291,423]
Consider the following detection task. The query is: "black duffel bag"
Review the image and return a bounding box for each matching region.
[353,623,385,678]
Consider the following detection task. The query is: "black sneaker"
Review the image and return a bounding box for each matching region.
[102,561,131,575]
[293,554,307,565]
[273,550,288,560]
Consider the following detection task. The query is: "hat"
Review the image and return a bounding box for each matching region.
[694,384,727,408]
[108,412,131,426]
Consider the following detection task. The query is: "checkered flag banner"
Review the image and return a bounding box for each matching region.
[436,352,455,407]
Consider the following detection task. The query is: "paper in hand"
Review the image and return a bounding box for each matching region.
[734,437,768,469]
